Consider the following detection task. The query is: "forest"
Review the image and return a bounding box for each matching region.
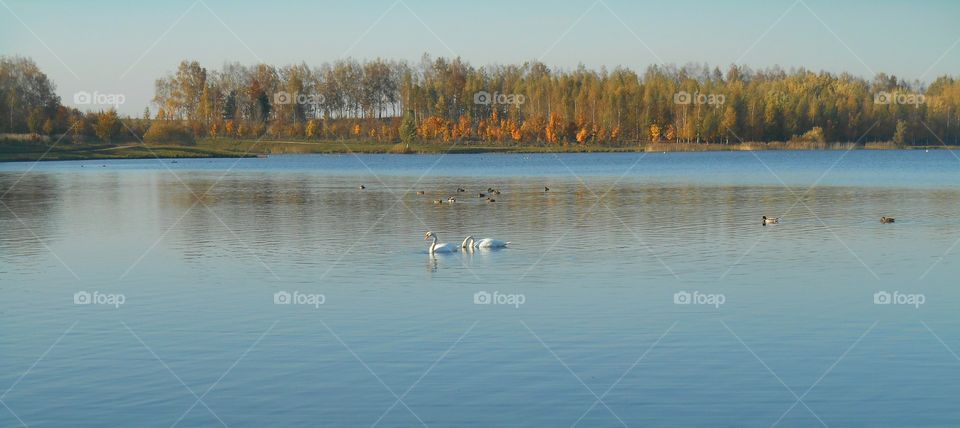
[3,54,960,147]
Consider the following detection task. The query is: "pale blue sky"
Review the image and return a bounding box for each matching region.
[2,0,958,114]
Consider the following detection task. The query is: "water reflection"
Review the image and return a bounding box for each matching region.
[0,174,67,278]
[3,153,960,426]
[5,167,958,287]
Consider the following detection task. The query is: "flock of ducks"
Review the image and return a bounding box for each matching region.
[362,184,895,252]
[762,215,895,225]
[358,184,551,205]
[357,184,536,254]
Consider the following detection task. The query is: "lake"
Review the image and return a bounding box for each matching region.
[2,150,959,427]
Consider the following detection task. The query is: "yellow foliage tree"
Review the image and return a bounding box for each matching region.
[476,119,488,141]
[649,124,661,142]
[486,110,502,141]
[545,112,564,144]
[576,127,590,143]
[521,117,545,141]
[595,126,607,143]
[306,119,319,138]
[456,115,471,140]
[509,120,522,141]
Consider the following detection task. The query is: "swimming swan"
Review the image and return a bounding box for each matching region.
[474,237,509,248]
[461,235,509,249]
[425,231,458,254]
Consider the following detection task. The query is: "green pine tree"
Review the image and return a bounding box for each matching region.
[399,109,417,145]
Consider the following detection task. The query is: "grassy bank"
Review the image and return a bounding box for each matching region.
[1,137,956,162]
[0,139,248,161]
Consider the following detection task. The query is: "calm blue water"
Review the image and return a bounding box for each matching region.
[1,150,959,427]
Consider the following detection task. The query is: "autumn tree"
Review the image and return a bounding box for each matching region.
[94,110,121,142]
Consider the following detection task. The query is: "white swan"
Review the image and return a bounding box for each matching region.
[461,235,509,249]
[474,237,509,248]
[425,231,458,254]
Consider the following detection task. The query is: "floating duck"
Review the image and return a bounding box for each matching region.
[881,216,895,224]
[762,216,779,225]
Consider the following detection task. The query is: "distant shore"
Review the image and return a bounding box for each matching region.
[0,138,955,162]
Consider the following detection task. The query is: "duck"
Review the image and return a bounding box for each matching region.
[359,184,366,190]
[416,191,425,195]
[493,189,501,195]
[486,198,496,203]
[425,231,458,254]
[880,216,895,224]
[456,187,465,193]
[487,187,495,193]
[478,193,486,198]
[544,186,550,192]
[447,197,456,203]
[762,216,779,225]
[433,199,444,204]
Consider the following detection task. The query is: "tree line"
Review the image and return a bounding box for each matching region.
[0,56,134,143]
[4,54,960,146]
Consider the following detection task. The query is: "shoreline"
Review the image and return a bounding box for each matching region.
[0,138,955,162]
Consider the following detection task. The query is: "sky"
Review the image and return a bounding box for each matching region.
[1,0,958,115]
